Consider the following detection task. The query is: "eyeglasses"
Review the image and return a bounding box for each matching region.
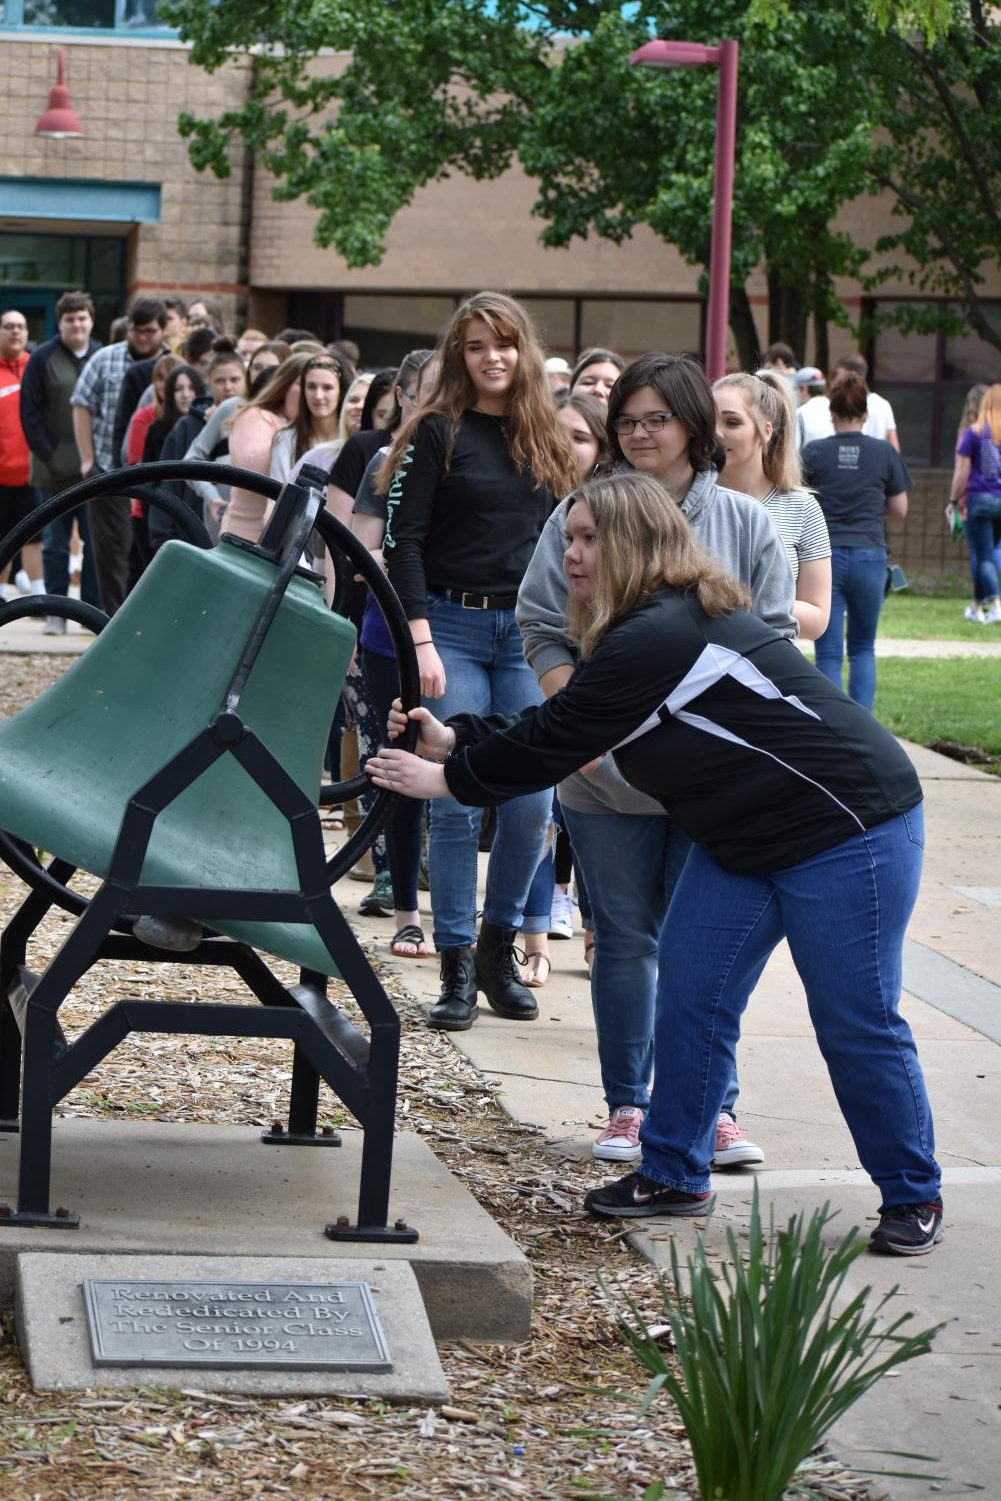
[611,411,675,435]
[1,321,26,332]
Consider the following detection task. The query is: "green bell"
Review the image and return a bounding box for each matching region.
[0,536,356,975]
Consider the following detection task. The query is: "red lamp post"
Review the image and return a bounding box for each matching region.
[629,38,739,381]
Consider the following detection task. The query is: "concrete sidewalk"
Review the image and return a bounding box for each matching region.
[4,608,1001,660]
[343,740,1001,1499]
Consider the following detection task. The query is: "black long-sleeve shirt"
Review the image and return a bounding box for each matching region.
[382,410,555,618]
[443,587,921,875]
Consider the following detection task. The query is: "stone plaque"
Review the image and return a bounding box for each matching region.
[83,1279,391,1371]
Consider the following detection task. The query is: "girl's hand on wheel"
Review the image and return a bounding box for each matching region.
[366,747,448,800]
[387,700,454,759]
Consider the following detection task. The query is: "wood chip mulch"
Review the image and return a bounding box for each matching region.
[0,654,879,1501]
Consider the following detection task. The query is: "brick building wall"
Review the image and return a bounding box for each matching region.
[0,36,252,329]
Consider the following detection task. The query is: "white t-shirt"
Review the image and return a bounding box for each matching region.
[795,390,898,448]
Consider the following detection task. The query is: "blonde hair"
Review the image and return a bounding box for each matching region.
[977,384,1001,445]
[566,472,750,659]
[713,370,803,493]
[339,372,374,443]
[377,291,576,498]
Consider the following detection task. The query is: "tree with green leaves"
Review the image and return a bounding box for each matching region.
[865,1,1001,353]
[160,0,970,368]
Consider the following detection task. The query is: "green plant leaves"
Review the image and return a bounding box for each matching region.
[602,1188,942,1501]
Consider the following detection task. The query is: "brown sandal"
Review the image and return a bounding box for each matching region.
[391,924,430,958]
[522,951,551,988]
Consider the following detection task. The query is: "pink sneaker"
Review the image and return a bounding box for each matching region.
[593,1106,644,1161]
[713,1111,764,1168]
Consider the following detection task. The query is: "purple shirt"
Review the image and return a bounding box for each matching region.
[957,423,1001,501]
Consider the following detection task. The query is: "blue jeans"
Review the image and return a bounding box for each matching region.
[814,545,887,710]
[640,807,939,1210]
[425,594,552,949]
[563,807,695,1112]
[966,493,1001,602]
[38,493,101,607]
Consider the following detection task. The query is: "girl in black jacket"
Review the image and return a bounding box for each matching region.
[368,472,942,1257]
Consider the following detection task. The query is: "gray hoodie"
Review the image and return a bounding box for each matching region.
[515,466,797,815]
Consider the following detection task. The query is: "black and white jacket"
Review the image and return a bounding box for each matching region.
[444,586,921,875]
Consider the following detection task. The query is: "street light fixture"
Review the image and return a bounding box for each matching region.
[34,51,84,140]
[630,38,739,381]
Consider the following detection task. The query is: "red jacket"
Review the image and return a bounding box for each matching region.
[0,351,30,486]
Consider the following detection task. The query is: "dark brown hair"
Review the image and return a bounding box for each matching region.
[55,290,95,322]
[554,389,610,467]
[828,371,868,421]
[607,353,725,473]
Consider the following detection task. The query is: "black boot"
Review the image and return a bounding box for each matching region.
[427,946,478,1031]
[474,920,539,1021]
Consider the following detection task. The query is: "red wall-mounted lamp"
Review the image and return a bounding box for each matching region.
[35,51,84,139]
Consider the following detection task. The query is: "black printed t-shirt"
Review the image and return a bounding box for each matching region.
[801,433,910,549]
[382,410,555,619]
[328,428,387,500]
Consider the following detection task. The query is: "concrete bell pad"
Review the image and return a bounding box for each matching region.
[16,1252,449,1400]
[0,1122,531,1343]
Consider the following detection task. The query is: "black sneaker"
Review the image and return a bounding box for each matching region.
[869,1198,943,1256]
[585,1171,713,1219]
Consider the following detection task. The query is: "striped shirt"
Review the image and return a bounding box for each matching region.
[761,488,831,580]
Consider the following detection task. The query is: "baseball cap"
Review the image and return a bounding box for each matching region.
[794,366,826,388]
[545,356,571,375]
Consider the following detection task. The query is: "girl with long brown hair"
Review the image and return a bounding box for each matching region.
[379,291,577,1030]
[222,350,315,541]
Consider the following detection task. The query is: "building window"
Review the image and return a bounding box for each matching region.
[869,299,1001,467]
[0,228,126,342]
[1,0,174,30]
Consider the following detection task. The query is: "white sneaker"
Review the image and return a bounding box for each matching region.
[43,615,66,636]
[548,888,574,940]
[593,1106,644,1161]
[14,569,30,593]
[984,599,1001,624]
[964,604,986,623]
[713,1111,764,1168]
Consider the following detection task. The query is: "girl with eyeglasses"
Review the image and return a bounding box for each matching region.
[378,291,577,1029]
[516,353,795,1168]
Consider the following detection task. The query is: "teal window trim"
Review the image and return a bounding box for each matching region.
[0,176,161,224]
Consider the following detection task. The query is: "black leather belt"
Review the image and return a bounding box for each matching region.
[430,586,519,610]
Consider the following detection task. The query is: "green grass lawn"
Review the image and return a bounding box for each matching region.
[872,659,1001,767]
[877,593,991,639]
